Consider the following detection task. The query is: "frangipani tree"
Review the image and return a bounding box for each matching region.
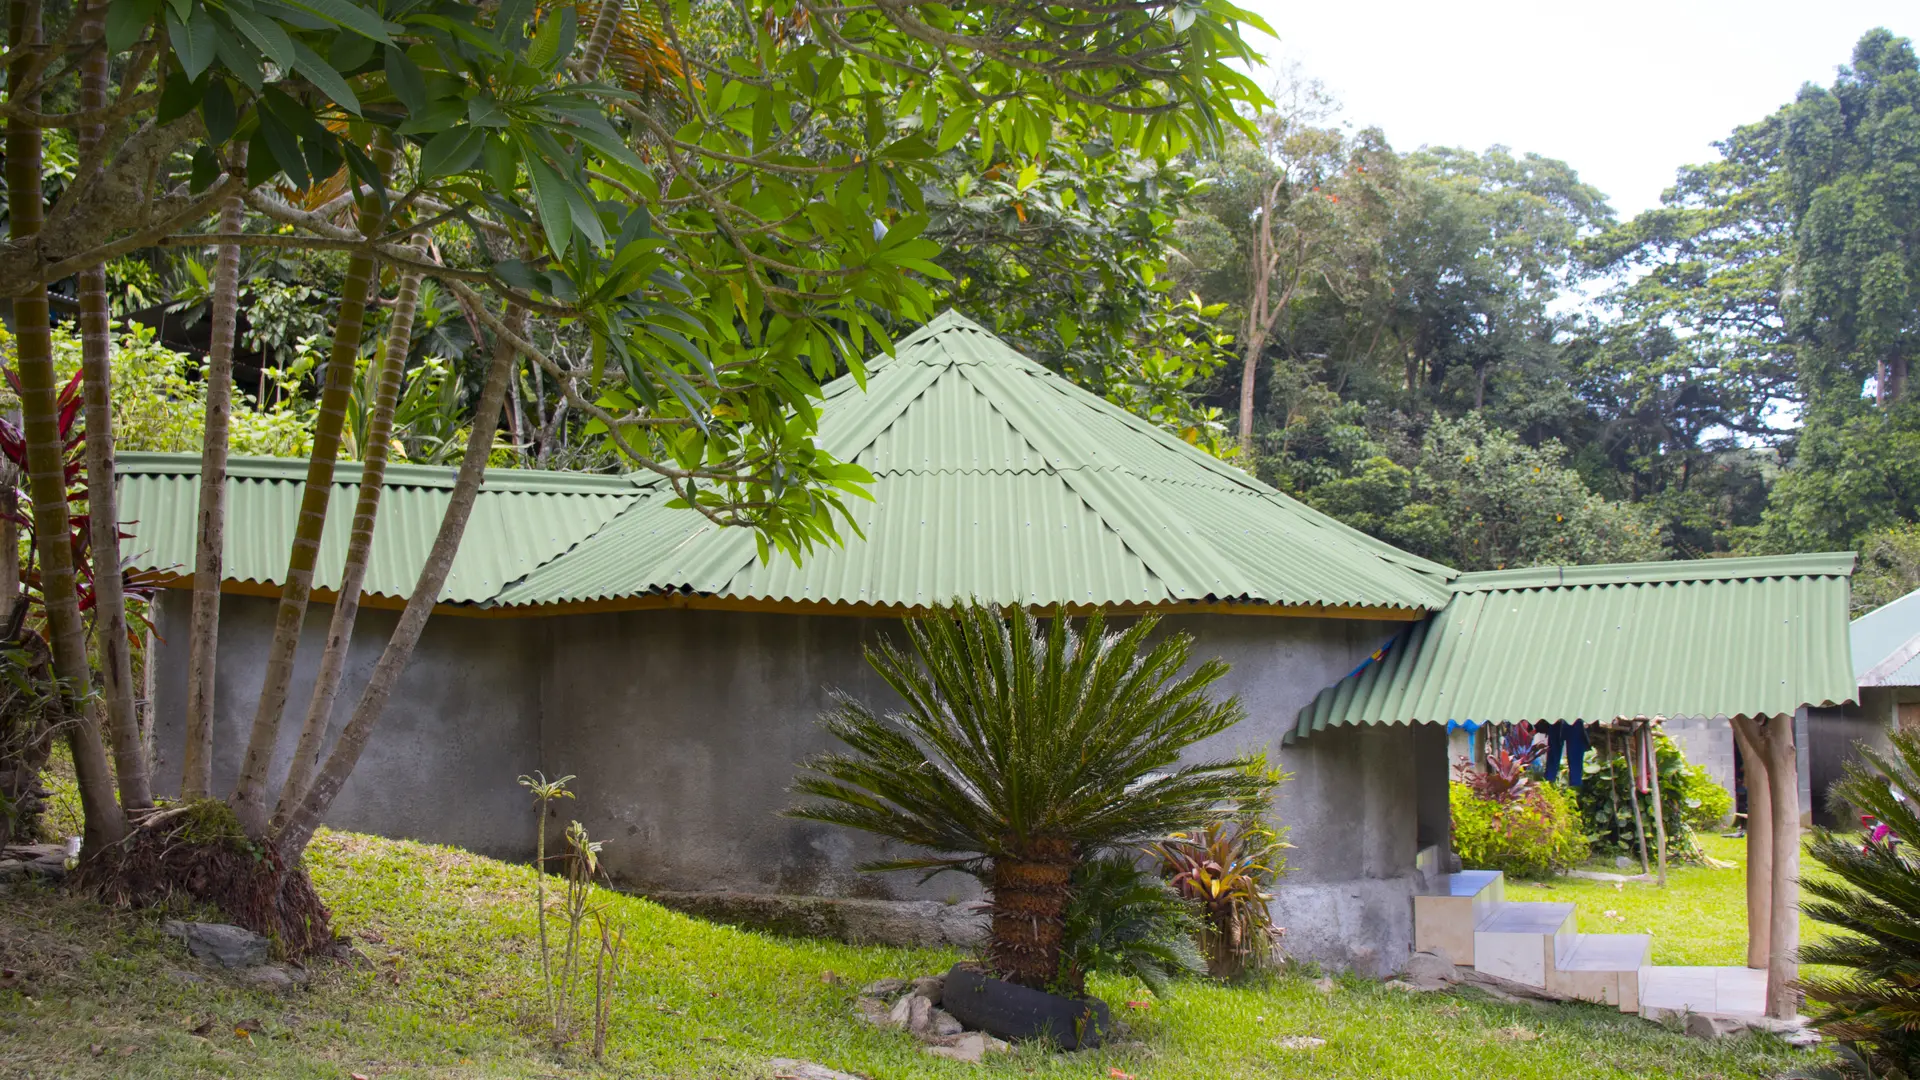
[0,0,1274,946]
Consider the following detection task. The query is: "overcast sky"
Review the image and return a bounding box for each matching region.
[1235,1,1917,219]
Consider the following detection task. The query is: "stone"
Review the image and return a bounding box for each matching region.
[886,993,914,1028]
[925,1032,988,1063]
[1684,1013,1745,1041]
[860,977,907,998]
[1400,949,1459,990]
[928,1007,963,1037]
[1276,1036,1326,1050]
[237,965,300,991]
[1311,976,1336,994]
[767,1059,863,1080]
[910,974,945,1006]
[1615,855,1634,869]
[905,993,933,1036]
[852,997,892,1027]
[163,921,270,969]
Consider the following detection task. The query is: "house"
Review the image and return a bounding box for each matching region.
[121,312,1857,977]
[1807,587,1920,823]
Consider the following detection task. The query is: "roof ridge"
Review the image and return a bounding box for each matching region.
[1453,552,1858,592]
[115,451,652,495]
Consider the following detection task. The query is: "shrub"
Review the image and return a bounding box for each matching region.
[1451,781,1588,878]
[1576,729,1717,862]
[1058,857,1205,994]
[1146,817,1287,980]
[1678,762,1733,832]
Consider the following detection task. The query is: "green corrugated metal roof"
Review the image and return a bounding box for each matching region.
[1853,587,1920,687]
[1290,553,1860,741]
[121,312,1456,614]
[118,454,646,603]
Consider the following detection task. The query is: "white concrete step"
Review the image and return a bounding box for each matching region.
[1639,966,1768,1022]
[1472,901,1577,988]
[1413,870,1505,965]
[1549,933,1652,1012]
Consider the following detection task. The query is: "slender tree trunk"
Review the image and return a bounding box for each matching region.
[273,256,424,827]
[1761,711,1800,1020]
[1644,722,1668,886]
[278,304,525,857]
[580,0,623,78]
[8,0,125,853]
[986,837,1073,990]
[1887,353,1909,405]
[1730,715,1771,970]
[74,0,150,812]
[0,457,18,626]
[1236,182,1281,460]
[182,150,248,799]
[229,141,394,837]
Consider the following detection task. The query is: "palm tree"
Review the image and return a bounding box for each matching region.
[788,602,1268,990]
[1798,728,1920,1076]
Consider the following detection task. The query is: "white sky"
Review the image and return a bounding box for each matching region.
[1236,1,1917,219]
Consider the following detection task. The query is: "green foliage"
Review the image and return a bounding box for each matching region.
[1145,817,1286,979]
[1799,729,1920,1076]
[1576,730,1715,862]
[1854,523,1920,615]
[1058,856,1205,995]
[1302,414,1664,571]
[1449,781,1588,879]
[788,602,1267,986]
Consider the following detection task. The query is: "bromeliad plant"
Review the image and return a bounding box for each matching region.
[1147,816,1288,979]
[788,601,1269,992]
[1797,729,1920,1077]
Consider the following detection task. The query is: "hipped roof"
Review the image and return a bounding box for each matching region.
[1289,553,1860,740]
[1854,587,1920,687]
[118,312,1455,617]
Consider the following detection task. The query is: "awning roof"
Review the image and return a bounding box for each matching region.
[1289,553,1859,741]
[1854,587,1920,687]
[118,312,1456,616]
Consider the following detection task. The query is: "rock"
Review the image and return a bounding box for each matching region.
[1684,1013,1745,1041]
[910,974,945,1006]
[767,1059,863,1080]
[1615,855,1634,869]
[925,1032,989,1063]
[886,993,914,1028]
[1276,1036,1326,1050]
[237,964,301,991]
[860,977,907,998]
[1400,950,1459,990]
[906,993,934,1036]
[852,997,892,1027]
[929,1007,963,1037]
[1310,976,1336,994]
[163,921,270,969]
[0,860,28,885]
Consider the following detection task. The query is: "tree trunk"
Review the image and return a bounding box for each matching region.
[1644,722,1668,886]
[75,0,149,812]
[580,0,623,78]
[273,256,424,827]
[230,140,393,837]
[1887,353,1909,405]
[1730,715,1771,970]
[1761,711,1800,1020]
[1236,182,1281,461]
[8,0,126,853]
[986,837,1073,990]
[277,304,525,857]
[182,149,248,799]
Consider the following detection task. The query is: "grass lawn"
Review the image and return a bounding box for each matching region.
[0,830,1822,1079]
[1505,833,1834,968]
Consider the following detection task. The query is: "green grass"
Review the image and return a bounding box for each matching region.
[1506,833,1834,968]
[0,830,1822,1079]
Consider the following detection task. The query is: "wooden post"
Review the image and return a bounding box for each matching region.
[1623,723,1652,876]
[1644,720,1669,887]
[1729,715,1771,970]
[1760,711,1801,1020]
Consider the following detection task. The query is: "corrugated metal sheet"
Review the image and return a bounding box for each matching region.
[117,454,642,602]
[116,312,1458,614]
[1290,554,1859,741]
[1852,587,1920,686]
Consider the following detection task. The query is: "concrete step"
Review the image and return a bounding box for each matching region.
[1639,966,1768,1022]
[1472,901,1577,988]
[1413,870,1505,965]
[1549,933,1652,1012]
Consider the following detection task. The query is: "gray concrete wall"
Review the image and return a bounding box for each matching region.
[1664,716,1737,827]
[150,592,543,860]
[153,595,1427,974]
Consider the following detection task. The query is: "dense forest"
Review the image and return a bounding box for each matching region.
[30,20,1920,610]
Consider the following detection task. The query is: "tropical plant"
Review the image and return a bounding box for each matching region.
[1057,856,1205,995]
[1576,729,1713,862]
[1450,781,1588,879]
[1146,817,1288,979]
[788,602,1269,990]
[1798,729,1920,1076]
[1455,721,1542,803]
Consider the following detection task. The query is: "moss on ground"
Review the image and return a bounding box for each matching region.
[0,829,1823,1079]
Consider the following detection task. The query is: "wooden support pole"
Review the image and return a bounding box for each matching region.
[1623,723,1652,877]
[1729,715,1771,971]
[1760,711,1801,1020]
[1644,720,1669,887]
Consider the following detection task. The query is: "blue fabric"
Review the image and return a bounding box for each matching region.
[1544,721,1589,787]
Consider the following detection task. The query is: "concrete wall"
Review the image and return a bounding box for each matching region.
[151,595,1429,975]
[150,592,543,859]
[1664,716,1736,826]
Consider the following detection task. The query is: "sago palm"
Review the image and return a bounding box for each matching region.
[1799,728,1920,1076]
[788,601,1268,990]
